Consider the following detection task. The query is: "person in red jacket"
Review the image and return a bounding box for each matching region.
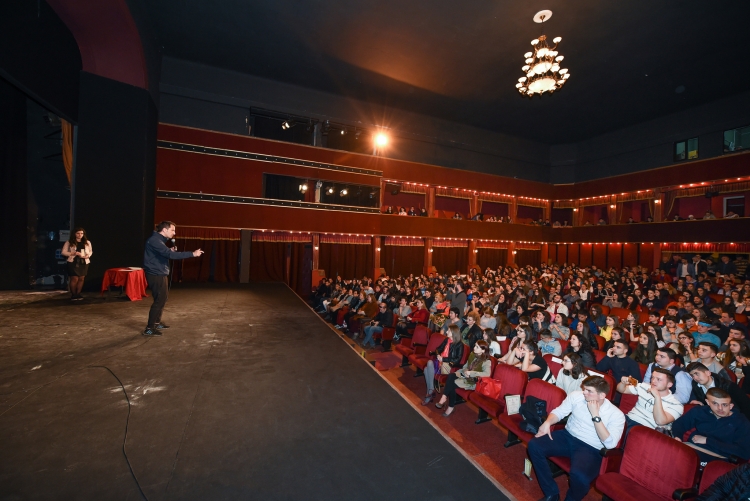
[396,297,429,337]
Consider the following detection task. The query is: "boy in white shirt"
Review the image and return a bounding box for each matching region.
[617,368,684,436]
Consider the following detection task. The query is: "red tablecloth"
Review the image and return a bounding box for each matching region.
[100,268,149,301]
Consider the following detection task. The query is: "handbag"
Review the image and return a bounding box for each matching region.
[518,395,548,434]
[475,377,503,400]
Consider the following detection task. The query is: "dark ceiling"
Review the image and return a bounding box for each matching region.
[144,0,750,143]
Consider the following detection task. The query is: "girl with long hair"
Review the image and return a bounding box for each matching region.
[61,227,93,301]
[435,340,491,417]
[719,339,750,383]
[556,352,587,394]
[564,331,595,368]
[631,332,657,365]
[671,332,698,364]
[421,324,465,405]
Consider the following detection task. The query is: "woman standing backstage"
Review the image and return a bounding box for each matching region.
[62,228,92,301]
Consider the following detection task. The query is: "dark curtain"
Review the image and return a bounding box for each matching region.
[250,241,285,281]
[516,250,541,267]
[173,238,239,283]
[480,201,509,217]
[0,81,29,289]
[289,242,311,297]
[477,248,508,270]
[319,243,372,279]
[383,245,424,277]
[432,247,468,275]
[435,196,470,216]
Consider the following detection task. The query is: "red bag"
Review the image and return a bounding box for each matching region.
[475,378,502,400]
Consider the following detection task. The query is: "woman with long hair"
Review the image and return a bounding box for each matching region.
[721,295,737,316]
[603,292,623,309]
[631,332,658,365]
[719,339,750,383]
[548,313,570,340]
[622,311,643,342]
[435,340,491,417]
[494,312,513,338]
[598,315,619,341]
[556,352,587,394]
[671,332,698,365]
[498,325,530,365]
[61,227,92,301]
[564,331,596,368]
[590,304,606,329]
[421,324,465,405]
[624,294,640,311]
[575,320,599,351]
[645,323,665,348]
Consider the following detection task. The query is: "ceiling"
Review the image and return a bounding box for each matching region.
[143,0,750,143]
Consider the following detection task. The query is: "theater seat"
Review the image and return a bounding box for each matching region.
[543,354,563,378]
[497,379,566,448]
[599,305,610,315]
[408,333,447,371]
[549,434,625,482]
[618,392,638,414]
[469,364,528,422]
[609,307,630,322]
[595,426,699,501]
[594,335,606,350]
[395,325,430,363]
[698,461,737,494]
[593,349,607,364]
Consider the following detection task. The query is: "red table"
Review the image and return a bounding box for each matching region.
[100,268,149,301]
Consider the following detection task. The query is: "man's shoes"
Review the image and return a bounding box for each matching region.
[72,294,83,301]
[156,323,170,330]
[475,416,492,424]
[143,327,162,336]
[537,495,559,501]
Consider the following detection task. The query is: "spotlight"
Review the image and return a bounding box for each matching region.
[327,187,334,194]
[281,119,294,130]
[375,133,388,147]
[299,183,308,192]
[340,129,346,135]
[340,189,348,196]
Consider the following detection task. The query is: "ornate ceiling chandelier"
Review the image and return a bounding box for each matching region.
[517,10,570,97]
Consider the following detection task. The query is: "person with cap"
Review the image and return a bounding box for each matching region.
[693,318,722,348]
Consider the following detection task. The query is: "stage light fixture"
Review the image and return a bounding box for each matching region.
[327,187,334,194]
[340,188,348,196]
[282,119,294,130]
[299,183,308,192]
[375,133,388,147]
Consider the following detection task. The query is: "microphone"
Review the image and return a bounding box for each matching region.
[170,238,176,246]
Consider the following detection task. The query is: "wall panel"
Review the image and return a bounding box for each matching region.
[593,244,607,269]
[579,244,592,267]
[623,242,639,267]
[607,243,623,270]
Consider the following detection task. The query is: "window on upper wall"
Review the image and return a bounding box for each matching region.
[724,125,750,153]
[674,138,698,161]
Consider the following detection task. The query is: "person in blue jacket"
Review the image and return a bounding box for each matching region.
[672,387,750,463]
[143,221,204,336]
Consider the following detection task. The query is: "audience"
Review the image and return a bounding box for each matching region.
[616,368,683,435]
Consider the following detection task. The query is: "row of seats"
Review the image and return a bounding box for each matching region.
[396,329,743,500]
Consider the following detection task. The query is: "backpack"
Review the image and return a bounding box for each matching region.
[518,395,548,434]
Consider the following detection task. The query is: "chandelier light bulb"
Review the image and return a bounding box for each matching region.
[531,39,539,45]
[525,57,534,64]
[524,51,533,58]
[553,36,562,43]
[522,65,530,71]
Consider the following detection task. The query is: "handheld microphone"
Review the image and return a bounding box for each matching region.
[170,238,176,246]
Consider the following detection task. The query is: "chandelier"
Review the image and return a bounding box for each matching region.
[516,10,570,97]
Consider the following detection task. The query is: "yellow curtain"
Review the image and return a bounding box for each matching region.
[61,119,74,185]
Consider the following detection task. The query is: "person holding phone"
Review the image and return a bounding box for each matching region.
[62,227,92,301]
[434,340,491,417]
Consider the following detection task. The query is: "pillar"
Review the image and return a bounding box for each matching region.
[607,196,617,224]
[468,239,477,267]
[510,197,518,224]
[507,241,516,266]
[541,243,549,265]
[373,236,383,279]
[543,201,551,222]
[653,242,662,274]
[426,186,435,217]
[422,238,433,275]
[312,234,320,270]
[470,193,479,217]
[653,189,664,222]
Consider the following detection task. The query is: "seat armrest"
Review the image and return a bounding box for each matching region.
[672,488,698,500]
[600,447,623,458]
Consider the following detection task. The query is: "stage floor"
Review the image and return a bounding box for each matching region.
[0,284,507,501]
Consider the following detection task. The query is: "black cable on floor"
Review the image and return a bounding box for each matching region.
[88,365,149,501]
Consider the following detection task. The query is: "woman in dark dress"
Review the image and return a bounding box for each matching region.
[61,227,92,301]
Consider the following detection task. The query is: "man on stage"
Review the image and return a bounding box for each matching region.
[143,221,204,336]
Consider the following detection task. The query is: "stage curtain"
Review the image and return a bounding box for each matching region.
[607,243,623,270]
[382,245,424,277]
[516,249,541,267]
[319,243,372,279]
[289,242,311,297]
[250,241,285,282]
[432,246,468,275]
[174,227,240,283]
[477,248,508,270]
[61,119,74,185]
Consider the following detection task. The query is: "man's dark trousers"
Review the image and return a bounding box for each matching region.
[527,429,603,501]
[146,274,168,328]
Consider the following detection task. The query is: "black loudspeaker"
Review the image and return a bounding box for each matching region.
[386,183,401,196]
[705,190,719,198]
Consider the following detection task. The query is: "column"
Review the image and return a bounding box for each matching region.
[507,241,516,266]
[541,243,549,265]
[653,189,664,222]
[470,193,479,217]
[608,195,618,224]
[373,236,383,279]
[510,197,518,224]
[424,237,433,275]
[543,201,551,222]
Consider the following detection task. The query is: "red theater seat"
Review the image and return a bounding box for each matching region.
[469,364,528,422]
[593,349,607,364]
[497,379,566,448]
[408,333,447,371]
[698,461,738,494]
[395,325,430,363]
[543,354,563,378]
[595,426,699,501]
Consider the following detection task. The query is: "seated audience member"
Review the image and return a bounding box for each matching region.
[570,310,599,336]
[564,331,596,369]
[552,220,562,228]
[719,338,750,383]
[347,293,379,335]
[528,376,625,501]
[597,218,607,225]
[724,210,740,219]
[395,297,428,337]
[672,388,750,463]
[361,302,393,348]
[703,210,717,220]
[598,315,619,341]
[398,207,408,215]
[646,216,653,222]
[597,338,642,385]
[556,353,587,395]
[498,325,530,365]
[602,327,628,353]
[695,342,730,380]
[407,206,417,216]
[440,306,463,336]
[627,217,635,224]
[434,341,491,417]
[538,329,562,357]
[603,292,623,309]
[640,347,693,404]
[421,324,465,405]
[460,311,483,349]
[672,331,699,365]
[548,313,570,340]
[697,462,750,501]
[482,328,503,358]
[686,362,750,421]
[531,310,551,339]
[546,293,570,317]
[617,368,683,434]
[661,315,683,345]
[419,207,428,217]
[479,307,496,330]
[452,211,463,220]
[631,332,658,365]
[518,339,554,381]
